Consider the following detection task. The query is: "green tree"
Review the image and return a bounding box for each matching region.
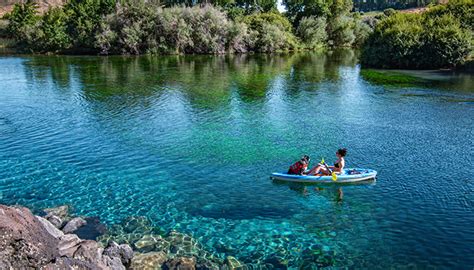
[6,1,39,38]
[64,0,116,51]
[283,0,330,26]
[40,7,71,52]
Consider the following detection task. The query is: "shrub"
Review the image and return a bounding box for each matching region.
[327,15,355,47]
[64,0,116,50]
[424,0,473,29]
[6,1,39,40]
[39,7,71,52]
[418,14,471,68]
[240,12,299,51]
[383,8,396,17]
[361,10,471,69]
[297,16,327,49]
[361,13,423,68]
[352,17,372,47]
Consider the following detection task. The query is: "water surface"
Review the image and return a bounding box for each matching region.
[0,51,473,268]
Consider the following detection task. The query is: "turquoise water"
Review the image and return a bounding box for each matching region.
[0,51,473,268]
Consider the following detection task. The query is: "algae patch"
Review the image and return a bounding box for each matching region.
[361,69,427,87]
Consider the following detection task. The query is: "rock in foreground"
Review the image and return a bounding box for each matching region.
[0,204,130,269]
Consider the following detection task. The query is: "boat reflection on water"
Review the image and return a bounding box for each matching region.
[271,178,376,203]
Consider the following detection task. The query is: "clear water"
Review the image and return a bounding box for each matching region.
[0,51,473,268]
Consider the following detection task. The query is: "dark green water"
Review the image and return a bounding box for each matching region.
[0,51,473,268]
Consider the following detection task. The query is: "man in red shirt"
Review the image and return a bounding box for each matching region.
[287,155,310,175]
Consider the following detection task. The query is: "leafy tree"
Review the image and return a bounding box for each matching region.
[6,1,39,38]
[297,16,327,48]
[361,10,471,69]
[240,12,299,51]
[64,0,116,50]
[40,7,71,52]
[283,0,330,26]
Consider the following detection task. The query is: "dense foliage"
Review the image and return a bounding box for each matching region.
[5,0,371,54]
[353,0,437,12]
[361,1,473,69]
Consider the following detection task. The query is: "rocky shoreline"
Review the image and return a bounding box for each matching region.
[0,204,244,270]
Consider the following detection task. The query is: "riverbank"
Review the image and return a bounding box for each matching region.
[0,204,245,269]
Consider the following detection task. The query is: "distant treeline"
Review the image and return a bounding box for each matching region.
[353,0,439,12]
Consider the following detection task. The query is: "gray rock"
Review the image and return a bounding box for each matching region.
[58,234,82,257]
[119,243,134,264]
[46,214,63,229]
[131,251,168,270]
[0,205,60,268]
[63,217,87,234]
[72,240,106,267]
[36,215,64,239]
[103,241,134,265]
[103,254,126,270]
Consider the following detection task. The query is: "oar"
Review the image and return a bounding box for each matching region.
[321,158,337,181]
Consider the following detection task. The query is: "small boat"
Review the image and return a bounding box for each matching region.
[271,168,377,183]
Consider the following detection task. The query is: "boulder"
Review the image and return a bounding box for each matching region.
[103,254,126,270]
[36,216,64,239]
[103,241,134,265]
[58,234,82,257]
[131,251,168,270]
[164,256,197,270]
[63,217,87,234]
[0,205,60,268]
[72,240,104,265]
[46,214,63,229]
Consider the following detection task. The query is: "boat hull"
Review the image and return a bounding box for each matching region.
[271,168,377,183]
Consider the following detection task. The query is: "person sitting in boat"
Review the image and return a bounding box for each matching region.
[306,148,347,176]
[287,155,310,175]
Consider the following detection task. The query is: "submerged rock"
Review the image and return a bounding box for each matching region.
[225,256,243,270]
[131,251,168,270]
[75,216,108,240]
[135,234,170,253]
[62,217,87,234]
[43,205,70,220]
[164,256,197,270]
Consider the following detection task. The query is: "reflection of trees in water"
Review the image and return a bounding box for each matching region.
[23,51,357,109]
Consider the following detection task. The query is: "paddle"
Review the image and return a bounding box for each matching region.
[321,158,338,181]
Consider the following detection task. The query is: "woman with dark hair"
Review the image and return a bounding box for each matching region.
[306,148,347,176]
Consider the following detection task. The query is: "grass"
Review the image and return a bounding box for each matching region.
[360,69,427,86]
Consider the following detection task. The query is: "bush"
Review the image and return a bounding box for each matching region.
[95,4,253,54]
[352,17,372,47]
[6,2,39,40]
[327,15,355,47]
[424,0,473,29]
[64,0,116,50]
[240,12,299,51]
[361,13,423,68]
[297,16,327,49]
[383,8,396,17]
[418,14,471,68]
[39,7,71,52]
[361,10,471,69]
